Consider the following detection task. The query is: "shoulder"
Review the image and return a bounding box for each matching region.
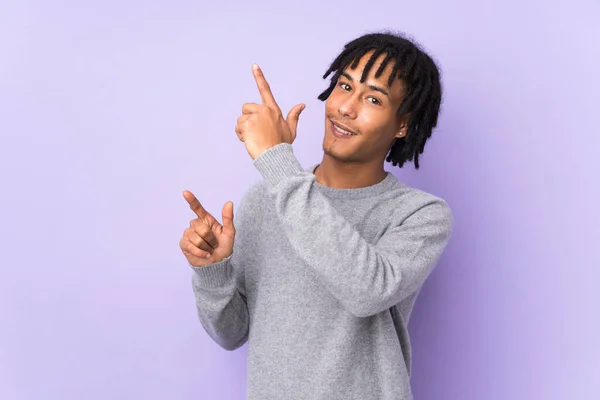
[387,181,454,229]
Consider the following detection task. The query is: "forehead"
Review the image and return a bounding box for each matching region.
[342,50,405,98]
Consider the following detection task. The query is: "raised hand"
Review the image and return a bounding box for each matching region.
[179,190,235,267]
[235,64,305,159]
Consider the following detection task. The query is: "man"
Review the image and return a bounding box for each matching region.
[179,31,453,400]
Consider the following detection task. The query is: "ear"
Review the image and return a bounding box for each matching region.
[395,117,409,139]
[395,130,407,139]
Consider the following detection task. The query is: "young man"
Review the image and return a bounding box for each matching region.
[179,31,453,400]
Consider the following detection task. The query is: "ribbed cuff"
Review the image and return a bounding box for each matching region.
[253,143,305,187]
[190,255,234,288]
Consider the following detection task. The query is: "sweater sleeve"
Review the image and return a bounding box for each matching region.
[253,143,454,318]
[189,194,251,350]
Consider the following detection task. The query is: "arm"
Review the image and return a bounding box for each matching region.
[253,143,454,318]
[189,194,252,351]
[191,254,248,351]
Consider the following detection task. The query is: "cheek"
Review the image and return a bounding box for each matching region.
[355,110,382,134]
[325,96,339,113]
[357,111,397,141]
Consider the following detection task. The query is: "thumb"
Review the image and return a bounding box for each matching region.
[286,103,305,134]
[221,201,235,236]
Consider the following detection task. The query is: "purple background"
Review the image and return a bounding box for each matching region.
[1,1,599,399]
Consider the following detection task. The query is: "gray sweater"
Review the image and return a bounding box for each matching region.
[190,143,453,400]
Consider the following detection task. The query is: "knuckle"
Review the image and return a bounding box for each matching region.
[191,243,204,256]
[198,224,210,235]
[186,242,196,254]
[191,219,206,232]
[189,234,200,246]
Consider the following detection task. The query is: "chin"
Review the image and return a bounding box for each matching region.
[321,140,352,163]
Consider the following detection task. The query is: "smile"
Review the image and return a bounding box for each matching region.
[331,121,357,137]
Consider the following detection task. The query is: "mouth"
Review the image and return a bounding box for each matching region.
[330,120,358,137]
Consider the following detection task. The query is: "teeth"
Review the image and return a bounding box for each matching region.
[334,124,356,136]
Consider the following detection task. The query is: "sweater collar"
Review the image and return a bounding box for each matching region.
[304,164,400,200]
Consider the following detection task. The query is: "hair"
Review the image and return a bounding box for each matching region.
[318,31,443,169]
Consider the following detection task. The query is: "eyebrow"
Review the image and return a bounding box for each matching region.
[340,72,390,98]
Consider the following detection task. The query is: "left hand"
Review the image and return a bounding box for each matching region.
[235,64,305,160]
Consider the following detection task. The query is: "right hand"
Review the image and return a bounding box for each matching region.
[180,190,236,267]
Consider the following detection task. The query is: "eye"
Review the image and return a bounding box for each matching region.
[339,82,351,91]
[368,96,381,105]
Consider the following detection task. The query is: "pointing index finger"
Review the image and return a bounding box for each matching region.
[252,64,280,112]
[183,190,208,219]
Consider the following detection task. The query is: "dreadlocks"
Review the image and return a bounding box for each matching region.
[318,31,443,169]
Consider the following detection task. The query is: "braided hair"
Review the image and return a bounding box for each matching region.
[318,31,443,169]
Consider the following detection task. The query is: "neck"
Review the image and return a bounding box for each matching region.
[313,155,388,189]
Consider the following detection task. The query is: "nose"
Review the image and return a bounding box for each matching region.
[338,95,358,119]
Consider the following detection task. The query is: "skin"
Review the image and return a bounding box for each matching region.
[180,54,409,265]
[316,50,409,189]
[181,65,304,266]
